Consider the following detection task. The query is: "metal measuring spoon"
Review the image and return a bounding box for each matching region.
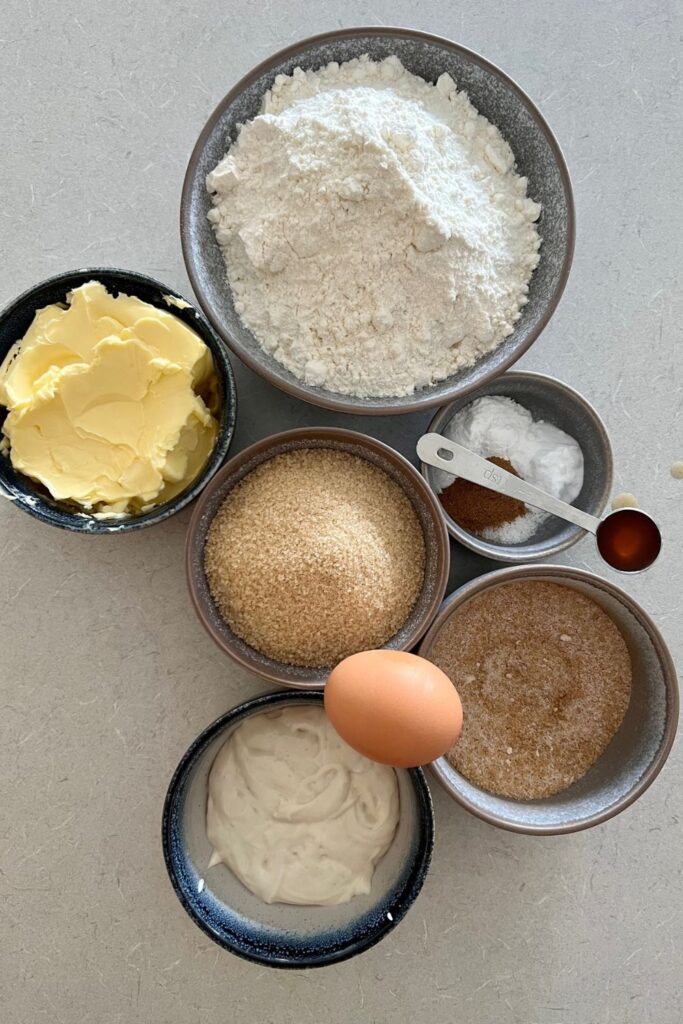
[417,433,661,572]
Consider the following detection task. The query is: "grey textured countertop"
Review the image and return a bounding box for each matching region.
[1,2,681,1021]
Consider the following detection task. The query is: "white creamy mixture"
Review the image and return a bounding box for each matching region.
[207,55,541,398]
[206,706,399,906]
[435,395,584,544]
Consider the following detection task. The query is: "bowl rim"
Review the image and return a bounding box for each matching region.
[161,689,435,968]
[419,370,614,562]
[180,25,576,415]
[419,564,679,835]
[185,425,450,688]
[0,266,237,533]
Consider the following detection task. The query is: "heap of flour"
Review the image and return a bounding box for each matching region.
[207,55,541,398]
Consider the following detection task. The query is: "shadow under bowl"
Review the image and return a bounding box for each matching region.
[419,565,679,834]
[186,426,450,688]
[421,371,613,562]
[162,690,434,968]
[181,26,574,415]
[0,268,237,532]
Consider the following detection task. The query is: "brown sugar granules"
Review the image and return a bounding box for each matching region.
[429,581,632,799]
[439,457,525,534]
[204,448,426,668]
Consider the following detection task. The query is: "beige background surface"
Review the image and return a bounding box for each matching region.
[1,1,681,1022]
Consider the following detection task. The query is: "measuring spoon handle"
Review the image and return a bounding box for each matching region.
[417,433,599,535]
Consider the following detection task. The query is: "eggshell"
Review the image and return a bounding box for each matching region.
[324,650,463,767]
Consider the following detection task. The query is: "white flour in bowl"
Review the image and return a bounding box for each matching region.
[207,55,541,398]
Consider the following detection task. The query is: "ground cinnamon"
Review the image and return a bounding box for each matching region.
[439,457,525,534]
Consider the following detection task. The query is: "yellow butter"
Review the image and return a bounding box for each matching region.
[0,281,218,514]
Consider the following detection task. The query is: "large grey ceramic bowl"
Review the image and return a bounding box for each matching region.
[419,565,679,835]
[181,27,574,415]
[420,371,613,562]
[186,426,450,689]
[162,690,434,968]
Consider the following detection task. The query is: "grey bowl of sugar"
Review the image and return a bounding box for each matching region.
[420,370,613,563]
[181,27,574,416]
[186,426,450,690]
[419,565,679,834]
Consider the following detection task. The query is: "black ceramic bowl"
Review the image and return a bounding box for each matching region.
[182,26,574,415]
[162,691,434,968]
[0,268,237,532]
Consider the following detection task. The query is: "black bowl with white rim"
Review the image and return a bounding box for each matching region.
[162,690,434,968]
[0,268,237,533]
[419,371,613,562]
[181,26,574,415]
[419,565,679,835]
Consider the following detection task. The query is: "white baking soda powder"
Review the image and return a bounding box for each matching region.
[435,395,584,544]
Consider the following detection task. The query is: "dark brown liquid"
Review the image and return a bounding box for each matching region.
[596,509,661,572]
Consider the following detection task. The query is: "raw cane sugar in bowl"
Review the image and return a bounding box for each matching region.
[186,427,450,688]
[205,449,425,665]
[181,27,574,414]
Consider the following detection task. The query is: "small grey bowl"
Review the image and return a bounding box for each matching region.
[181,26,574,415]
[186,426,450,689]
[419,565,679,835]
[162,690,434,968]
[420,371,613,562]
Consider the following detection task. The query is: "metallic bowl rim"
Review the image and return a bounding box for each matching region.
[419,370,614,562]
[161,689,435,968]
[0,266,237,533]
[185,425,451,688]
[180,25,576,415]
[419,563,679,835]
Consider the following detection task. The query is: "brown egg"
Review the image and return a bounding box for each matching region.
[324,650,463,767]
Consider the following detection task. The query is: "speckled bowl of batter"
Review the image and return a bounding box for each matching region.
[181,27,574,415]
[419,565,679,835]
[162,690,434,968]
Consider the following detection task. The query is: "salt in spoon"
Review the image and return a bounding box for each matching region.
[417,432,661,573]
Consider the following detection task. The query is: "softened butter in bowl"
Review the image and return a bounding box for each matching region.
[0,280,218,517]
